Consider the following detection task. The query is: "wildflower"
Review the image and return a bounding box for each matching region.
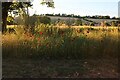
[58,30,64,36]
[39,32,43,35]
[37,38,40,41]
[87,30,89,33]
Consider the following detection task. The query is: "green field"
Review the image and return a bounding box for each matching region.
[2,25,119,78]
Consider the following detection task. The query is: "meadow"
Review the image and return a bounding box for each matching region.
[2,24,119,78]
[3,25,119,59]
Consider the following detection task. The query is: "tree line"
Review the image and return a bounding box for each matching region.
[44,13,119,19]
[7,13,120,27]
[1,1,54,33]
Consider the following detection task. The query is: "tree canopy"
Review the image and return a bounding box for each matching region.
[1,0,54,33]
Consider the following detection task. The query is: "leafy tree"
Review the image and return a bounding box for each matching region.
[7,16,14,25]
[2,2,32,32]
[104,16,110,19]
[2,0,54,33]
[25,14,38,27]
[27,15,51,26]
[62,14,67,17]
[111,17,116,19]
[39,16,51,24]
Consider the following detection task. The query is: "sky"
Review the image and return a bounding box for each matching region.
[28,0,120,17]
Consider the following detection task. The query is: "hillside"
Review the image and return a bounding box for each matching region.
[48,16,118,24]
[86,18,118,23]
[47,16,78,21]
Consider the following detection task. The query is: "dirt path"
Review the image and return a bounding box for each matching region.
[2,58,118,78]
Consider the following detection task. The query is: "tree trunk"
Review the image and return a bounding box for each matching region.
[2,2,12,33]
[2,8,8,32]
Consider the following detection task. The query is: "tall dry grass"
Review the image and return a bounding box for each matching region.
[2,25,119,59]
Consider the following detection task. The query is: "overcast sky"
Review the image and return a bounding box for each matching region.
[28,0,120,17]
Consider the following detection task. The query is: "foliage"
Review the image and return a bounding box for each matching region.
[7,16,15,25]
[41,1,54,8]
[39,16,51,24]
[43,13,117,19]
[2,2,32,32]
[111,21,119,26]
[74,19,82,26]
[23,15,51,27]
[3,25,119,60]
[2,0,54,32]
